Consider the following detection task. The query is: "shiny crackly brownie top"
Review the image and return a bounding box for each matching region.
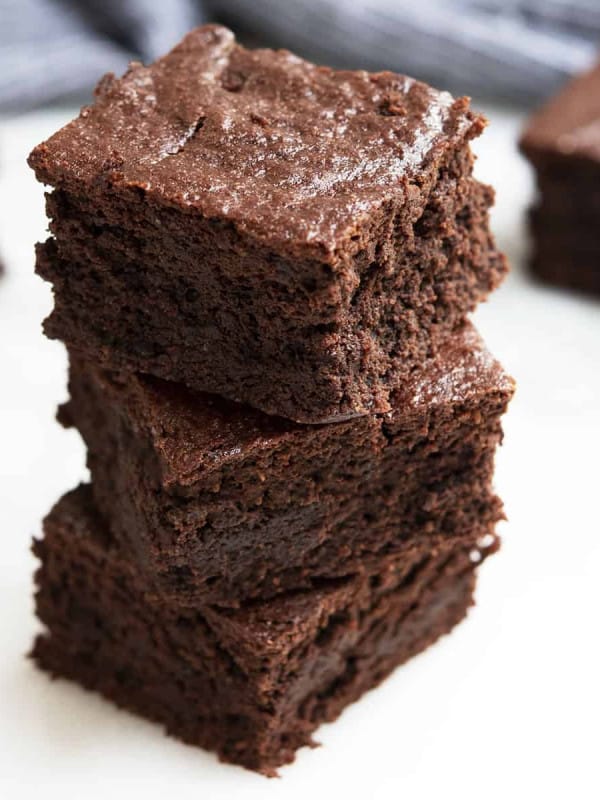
[521,61,600,163]
[29,24,483,258]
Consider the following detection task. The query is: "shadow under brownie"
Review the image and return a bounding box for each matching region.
[32,485,495,775]
[30,24,506,423]
[60,323,513,607]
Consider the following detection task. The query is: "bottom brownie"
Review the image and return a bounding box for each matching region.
[32,486,496,774]
[529,209,600,295]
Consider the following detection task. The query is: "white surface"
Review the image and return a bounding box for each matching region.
[0,107,599,800]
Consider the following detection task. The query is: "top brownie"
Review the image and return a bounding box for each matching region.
[30,24,506,422]
[520,61,600,175]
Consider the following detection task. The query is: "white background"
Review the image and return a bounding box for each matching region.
[0,106,599,799]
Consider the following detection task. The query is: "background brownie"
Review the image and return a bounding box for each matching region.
[32,486,495,774]
[30,24,506,423]
[520,61,600,295]
[60,323,514,606]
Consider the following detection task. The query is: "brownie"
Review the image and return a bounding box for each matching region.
[527,209,600,294]
[59,323,513,606]
[520,61,600,295]
[29,24,507,423]
[32,485,495,774]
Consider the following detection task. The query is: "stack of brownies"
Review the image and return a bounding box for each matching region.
[28,26,514,774]
[520,60,600,295]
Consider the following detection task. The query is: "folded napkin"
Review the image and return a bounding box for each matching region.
[1,0,598,110]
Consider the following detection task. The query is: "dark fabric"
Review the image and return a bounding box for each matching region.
[1,0,598,110]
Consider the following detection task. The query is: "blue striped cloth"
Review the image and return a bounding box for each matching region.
[1,0,598,110]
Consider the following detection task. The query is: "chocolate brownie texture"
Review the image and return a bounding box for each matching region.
[32,486,495,774]
[59,323,513,607]
[520,61,600,296]
[525,207,600,294]
[30,24,507,423]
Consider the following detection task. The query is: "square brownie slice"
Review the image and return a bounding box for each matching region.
[30,24,507,423]
[60,323,513,607]
[32,485,492,774]
[520,60,600,295]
